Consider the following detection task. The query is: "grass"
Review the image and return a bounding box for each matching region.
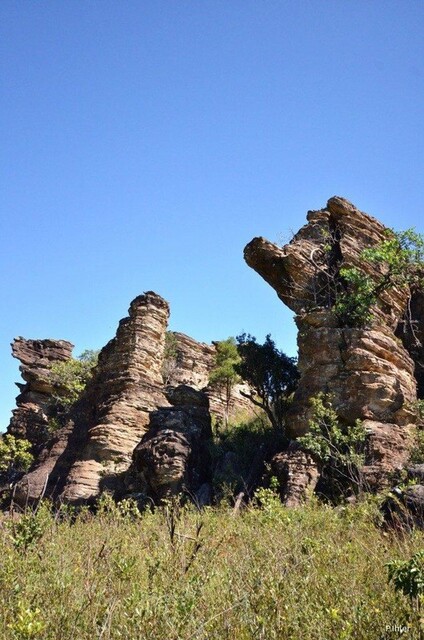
[0,494,423,639]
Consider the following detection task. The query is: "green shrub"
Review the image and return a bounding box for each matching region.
[297,393,366,500]
[48,349,98,407]
[0,435,33,478]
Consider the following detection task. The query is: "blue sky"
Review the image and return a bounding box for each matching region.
[1,1,424,429]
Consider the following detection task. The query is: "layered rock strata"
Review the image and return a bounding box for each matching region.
[129,385,212,501]
[60,292,170,503]
[8,338,74,450]
[168,332,254,422]
[14,292,171,505]
[244,197,418,493]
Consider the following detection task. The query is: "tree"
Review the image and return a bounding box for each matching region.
[161,331,180,385]
[297,393,366,500]
[235,333,299,432]
[209,338,241,428]
[48,349,99,407]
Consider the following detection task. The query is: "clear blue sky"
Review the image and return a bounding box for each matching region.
[1,1,424,430]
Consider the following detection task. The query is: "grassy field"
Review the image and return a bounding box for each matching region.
[0,492,423,640]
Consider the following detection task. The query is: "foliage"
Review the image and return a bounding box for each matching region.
[7,602,46,639]
[0,498,422,639]
[161,331,180,384]
[387,550,424,632]
[236,333,299,431]
[409,427,424,465]
[334,228,424,327]
[297,393,366,500]
[387,550,424,601]
[162,331,178,384]
[0,435,33,480]
[48,349,99,407]
[209,338,241,427]
[8,509,47,554]
[210,414,284,499]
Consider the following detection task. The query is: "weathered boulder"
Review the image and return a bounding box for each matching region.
[245,197,418,497]
[129,385,212,500]
[271,443,320,507]
[382,484,424,530]
[7,338,74,449]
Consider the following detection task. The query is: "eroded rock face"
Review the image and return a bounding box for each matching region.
[7,338,74,450]
[245,197,418,495]
[13,292,171,505]
[168,332,254,422]
[271,442,320,507]
[129,385,212,501]
[59,292,170,503]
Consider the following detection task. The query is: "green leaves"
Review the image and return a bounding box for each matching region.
[0,435,33,476]
[48,350,99,407]
[297,394,366,500]
[235,333,299,431]
[334,228,424,327]
[387,551,424,601]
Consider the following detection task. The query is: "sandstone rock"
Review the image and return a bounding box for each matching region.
[271,443,320,507]
[167,332,254,422]
[59,292,170,503]
[382,485,424,530]
[130,385,212,501]
[14,292,170,505]
[245,197,418,492]
[7,338,74,449]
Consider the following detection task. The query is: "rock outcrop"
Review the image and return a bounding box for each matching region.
[245,197,419,495]
[129,385,212,501]
[271,443,320,507]
[168,332,254,422]
[8,338,74,451]
[13,292,171,505]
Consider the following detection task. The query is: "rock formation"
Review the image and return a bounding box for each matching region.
[8,294,251,506]
[8,338,74,451]
[245,197,419,495]
[129,385,212,501]
[271,443,320,507]
[167,332,254,422]
[13,292,171,504]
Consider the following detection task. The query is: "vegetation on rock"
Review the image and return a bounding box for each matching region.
[48,349,99,407]
[297,393,366,501]
[332,228,424,328]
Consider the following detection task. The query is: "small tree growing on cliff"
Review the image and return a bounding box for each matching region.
[209,338,241,428]
[161,331,180,385]
[49,349,99,408]
[235,333,299,433]
[332,229,424,327]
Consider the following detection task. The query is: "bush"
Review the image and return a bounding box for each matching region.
[0,435,33,481]
[48,349,99,407]
[297,393,366,501]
